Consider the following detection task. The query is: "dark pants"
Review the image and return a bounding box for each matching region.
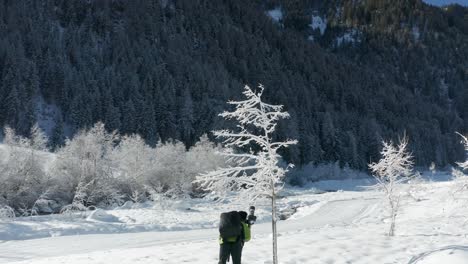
[219,240,243,264]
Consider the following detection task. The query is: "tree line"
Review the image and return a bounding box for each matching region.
[0,0,466,171]
[0,123,227,215]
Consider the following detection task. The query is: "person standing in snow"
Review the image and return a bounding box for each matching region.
[218,211,251,264]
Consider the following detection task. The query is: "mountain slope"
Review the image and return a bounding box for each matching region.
[0,0,466,171]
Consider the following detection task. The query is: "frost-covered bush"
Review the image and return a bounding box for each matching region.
[1,122,228,214]
[369,136,414,236]
[451,133,468,194]
[149,140,189,196]
[145,135,227,197]
[186,134,228,193]
[456,133,468,171]
[50,122,122,208]
[0,126,49,215]
[110,134,155,202]
[0,205,15,220]
[51,125,228,206]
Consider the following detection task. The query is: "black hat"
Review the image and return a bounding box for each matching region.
[238,211,248,221]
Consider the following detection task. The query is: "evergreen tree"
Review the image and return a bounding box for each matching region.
[0,0,465,171]
[51,117,65,150]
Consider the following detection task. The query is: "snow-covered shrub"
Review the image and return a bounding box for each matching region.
[456,133,468,171]
[450,133,468,195]
[110,134,154,201]
[186,134,227,194]
[51,122,122,209]
[0,205,15,220]
[148,140,188,196]
[147,185,169,210]
[0,126,49,215]
[29,123,48,151]
[369,136,414,236]
[31,196,62,214]
[144,135,227,198]
[1,121,229,213]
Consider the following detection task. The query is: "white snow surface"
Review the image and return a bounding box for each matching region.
[2,173,468,263]
[423,0,468,7]
[310,15,327,35]
[267,8,283,23]
[409,246,468,264]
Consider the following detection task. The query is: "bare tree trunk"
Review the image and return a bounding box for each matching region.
[388,200,394,236]
[389,214,395,236]
[388,197,399,236]
[272,189,278,264]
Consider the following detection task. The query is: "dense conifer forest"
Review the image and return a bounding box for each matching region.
[0,0,467,170]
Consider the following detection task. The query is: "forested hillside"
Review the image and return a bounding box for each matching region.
[0,0,467,170]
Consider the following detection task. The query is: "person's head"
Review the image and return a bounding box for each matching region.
[249,206,255,215]
[239,211,247,222]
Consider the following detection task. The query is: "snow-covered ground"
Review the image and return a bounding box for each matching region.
[423,0,468,7]
[2,173,468,263]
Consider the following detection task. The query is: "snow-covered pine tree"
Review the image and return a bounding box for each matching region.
[3,126,17,146]
[195,85,297,264]
[369,136,414,236]
[50,117,65,149]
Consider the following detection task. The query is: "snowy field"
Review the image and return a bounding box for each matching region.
[2,173,468,263]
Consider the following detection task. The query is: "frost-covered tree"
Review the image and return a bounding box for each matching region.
[369,136,414,236]
[150,141,189,197]
[456,132,468,171]
[451,133,468,193]
[195,85,297,264]
[111,134,155,201]
[51,122,121,209]
[3,126,18,146]
[142,135,228,198]
[186,134,227,189]
[29,123,48,151]
[0,126,48,215]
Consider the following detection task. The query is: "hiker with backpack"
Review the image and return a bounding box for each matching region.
[218,208,255,264]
